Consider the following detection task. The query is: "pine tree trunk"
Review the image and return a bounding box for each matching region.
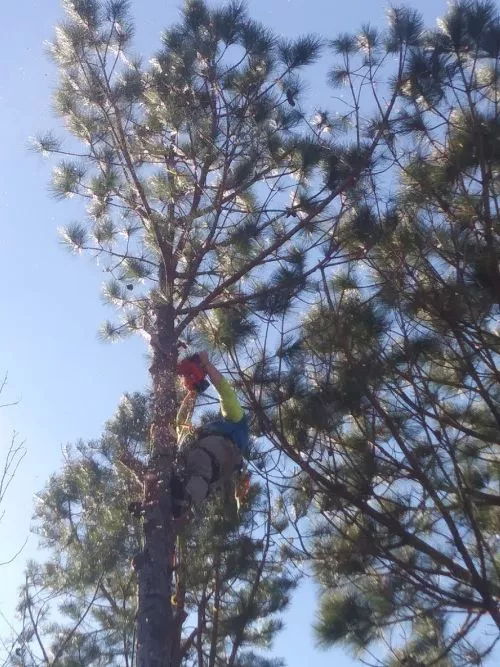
[136,303,177,667]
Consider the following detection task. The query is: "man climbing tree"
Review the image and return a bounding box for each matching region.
[173,351,249,517]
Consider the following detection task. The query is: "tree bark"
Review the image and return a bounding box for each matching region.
[136,303,178,667]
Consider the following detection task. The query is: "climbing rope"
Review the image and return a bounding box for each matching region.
[171,531,184,608]
[234,468,251,513]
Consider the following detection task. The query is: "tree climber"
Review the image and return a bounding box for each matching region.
[171,351,250,518]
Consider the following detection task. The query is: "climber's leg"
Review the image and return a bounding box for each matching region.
[184,436,241,507]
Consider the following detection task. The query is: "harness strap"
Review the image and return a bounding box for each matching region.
[199,446,221,485]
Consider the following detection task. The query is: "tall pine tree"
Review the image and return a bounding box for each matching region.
[32,0,399,663]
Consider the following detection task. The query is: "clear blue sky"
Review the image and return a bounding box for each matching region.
[0,1,475,666]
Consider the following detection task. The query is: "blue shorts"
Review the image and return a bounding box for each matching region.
[198,414,250,456]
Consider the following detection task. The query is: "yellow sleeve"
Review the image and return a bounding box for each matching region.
[213,377,244,423]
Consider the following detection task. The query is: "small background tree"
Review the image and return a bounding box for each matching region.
[1,374,26,568]
[9,392,295,667]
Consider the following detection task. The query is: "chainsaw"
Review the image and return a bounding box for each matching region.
[177,353,210,393]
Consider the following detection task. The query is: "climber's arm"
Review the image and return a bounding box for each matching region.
[198,353,244,423]
[213,376,244,423]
